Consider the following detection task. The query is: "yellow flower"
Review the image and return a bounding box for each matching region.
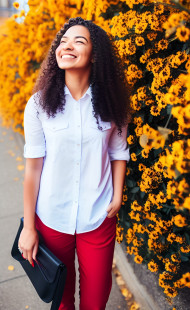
[145,99,154,106]
[133,117,143,126]
[180,245,190,253]
[127,135,135,145]
[13,14,19,19]
[148,260,158,272]
[135,126,143,137]
[147,32,157,41]
[183,197,190,210]
[138,163,146,171]
[135,36,145,46]
[150,105,161,117]
[137,86,147,101]
[176,25,190,42]
[181,273,190,288]
[134,255,143,264]
[125,38,136,55]
[164,286,178,298]
[157,39,168,51]
[13,1,19,9]
[141,149,149,158]
[173,215,187,227]
[165,261,177,273]
[135,19,148,34]
[175,236,184,244]
[174,279,185,289]
[131,153,137,161]
[171,254,181,263]
[123,194,128,202]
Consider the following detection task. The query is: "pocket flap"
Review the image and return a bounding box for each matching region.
[91,120,111,131]
[43,121,69,131]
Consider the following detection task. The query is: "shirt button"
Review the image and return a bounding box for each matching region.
[76,180,79,183]
[77,125,80,128]
[77,163,79,165]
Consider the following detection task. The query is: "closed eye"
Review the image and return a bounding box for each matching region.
[76,41,85,44]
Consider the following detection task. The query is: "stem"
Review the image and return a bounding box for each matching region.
[165,112,172,128]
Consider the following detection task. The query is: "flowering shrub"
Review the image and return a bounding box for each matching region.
[109,0,190,299]
[0,0,190,300]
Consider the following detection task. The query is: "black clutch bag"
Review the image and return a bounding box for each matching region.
[11,218,67,310]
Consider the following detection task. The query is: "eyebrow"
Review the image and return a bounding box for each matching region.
[61,35,88,43]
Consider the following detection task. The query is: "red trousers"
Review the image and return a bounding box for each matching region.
[35,215,117,310]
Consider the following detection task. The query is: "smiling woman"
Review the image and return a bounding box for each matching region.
[18,17,131,310]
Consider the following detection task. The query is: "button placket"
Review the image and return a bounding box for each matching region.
[71,99,82,227]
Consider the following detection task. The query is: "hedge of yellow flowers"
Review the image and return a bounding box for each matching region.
[0,0,190,300]
[111,0,190,300]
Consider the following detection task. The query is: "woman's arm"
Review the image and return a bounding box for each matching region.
[106,160,126,218]
[18,157,44,265]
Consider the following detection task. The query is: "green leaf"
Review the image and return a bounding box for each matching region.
[180,255,189,262]
[130,187,140,193]
[140,191,146,199]
[185,233,190,244]
[148,115,153,122]
[127,179,135,187]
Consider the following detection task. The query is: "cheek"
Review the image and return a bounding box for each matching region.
[82,49,93,62]
[55,45,61,58]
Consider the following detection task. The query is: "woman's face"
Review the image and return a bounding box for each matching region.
[56,25,93,71]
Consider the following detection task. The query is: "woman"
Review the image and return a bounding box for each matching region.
[18,17,130,310]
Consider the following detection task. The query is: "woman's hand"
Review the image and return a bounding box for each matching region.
[18,227,39,266]
[106,199,122,218]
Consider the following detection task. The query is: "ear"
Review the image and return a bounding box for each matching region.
[91,58,95,63]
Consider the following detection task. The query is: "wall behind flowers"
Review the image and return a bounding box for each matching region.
[0,0,189,301]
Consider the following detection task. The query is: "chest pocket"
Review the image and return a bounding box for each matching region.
[43,120,69,132]
[90,120,111,131]
[82,119,112,144]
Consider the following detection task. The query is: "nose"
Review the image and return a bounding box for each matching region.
[62,40,74,50]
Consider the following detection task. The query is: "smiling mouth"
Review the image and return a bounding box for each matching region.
[61,55,76,59]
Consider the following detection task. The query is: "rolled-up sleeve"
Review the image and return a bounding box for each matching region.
[24,95,46,158]
[108,125,130,162]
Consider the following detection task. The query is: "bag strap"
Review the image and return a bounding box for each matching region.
[50,266,67,310]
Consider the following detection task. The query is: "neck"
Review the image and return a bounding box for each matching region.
[65,68,91,101]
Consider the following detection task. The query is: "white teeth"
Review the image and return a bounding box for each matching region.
[61,55,76,59]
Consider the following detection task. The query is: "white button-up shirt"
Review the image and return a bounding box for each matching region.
[24,85,130,234]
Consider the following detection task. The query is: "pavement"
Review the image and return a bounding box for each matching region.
[0,123,127,310]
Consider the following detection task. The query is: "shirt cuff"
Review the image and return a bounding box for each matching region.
[109,149,130,162]
[24,144,46,158]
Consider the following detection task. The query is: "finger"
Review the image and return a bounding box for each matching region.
[27,250,34,266]
[22,251,27,259]
[32,243,38,262]
[107,210,115,218]
[106,203,113,213]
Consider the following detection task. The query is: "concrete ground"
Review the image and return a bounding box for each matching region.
[0,123,127,310]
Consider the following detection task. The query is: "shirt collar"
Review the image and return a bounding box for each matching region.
[64,84,92,100]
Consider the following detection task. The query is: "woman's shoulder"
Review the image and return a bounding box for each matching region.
[25,91,43,114]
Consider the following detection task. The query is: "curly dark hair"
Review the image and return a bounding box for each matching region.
[33,17,131,132]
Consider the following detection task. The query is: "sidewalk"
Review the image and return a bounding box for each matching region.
[0,123,127,310]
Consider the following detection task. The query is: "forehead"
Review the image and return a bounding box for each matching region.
[63,25,90,39]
